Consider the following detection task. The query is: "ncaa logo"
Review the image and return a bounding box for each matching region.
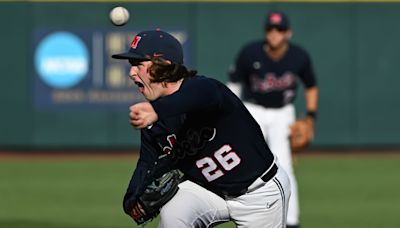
[34,32,89,89]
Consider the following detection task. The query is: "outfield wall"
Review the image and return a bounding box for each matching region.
[1,1,399,149]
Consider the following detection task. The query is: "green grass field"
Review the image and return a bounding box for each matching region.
[1,153,399,228]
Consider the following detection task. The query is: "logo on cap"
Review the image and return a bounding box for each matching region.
[269,13,282,24]
[130,36,141,49]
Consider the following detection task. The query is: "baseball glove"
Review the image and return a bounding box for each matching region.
[131,170,182,225]
[289,117,314,153]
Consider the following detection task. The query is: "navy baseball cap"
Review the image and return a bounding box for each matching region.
[265,11,290,31]
[112,29,184,64]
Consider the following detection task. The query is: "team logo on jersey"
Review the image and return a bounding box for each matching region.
[162,134,177,155]
[250,72,296,93]
[162,127,217,163]
[130,36,141,49]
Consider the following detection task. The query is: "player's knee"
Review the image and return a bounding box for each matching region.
[159,205,190,226]
[160,205,211,228]
[159,215,186,228]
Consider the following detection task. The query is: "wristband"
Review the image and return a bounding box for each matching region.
[307,111,317,120]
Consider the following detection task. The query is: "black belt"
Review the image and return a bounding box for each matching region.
[215,163,278,199]
[261,163,278,182]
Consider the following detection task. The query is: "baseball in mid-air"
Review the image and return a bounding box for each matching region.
[109,6,130,26]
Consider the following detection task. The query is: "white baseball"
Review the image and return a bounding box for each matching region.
[109,6,130,26]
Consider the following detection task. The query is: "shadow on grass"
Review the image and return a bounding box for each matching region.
[0,219,128,228]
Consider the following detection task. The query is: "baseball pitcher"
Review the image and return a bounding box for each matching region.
[112,29,292,228]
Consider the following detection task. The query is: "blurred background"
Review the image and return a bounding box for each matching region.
[1,0,399,228]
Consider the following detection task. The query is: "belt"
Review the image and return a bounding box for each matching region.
[216,163,278,199]
[260,163,278,183]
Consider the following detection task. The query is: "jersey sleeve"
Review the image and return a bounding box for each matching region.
[298,52,317,88]
[151,77,222,120]
[229,46,250,83]
[122,130,172,215]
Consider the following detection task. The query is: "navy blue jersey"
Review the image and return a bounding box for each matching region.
[124,75,276,203]
[229,40,316,108]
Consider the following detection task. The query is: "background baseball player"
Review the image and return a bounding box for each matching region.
[227,11,319,228]
[112,29,291,227]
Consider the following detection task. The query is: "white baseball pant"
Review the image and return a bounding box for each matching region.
[243,102,299,225]
[158,163,290,228]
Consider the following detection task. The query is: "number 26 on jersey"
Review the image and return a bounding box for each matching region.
[196,144,241,182]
